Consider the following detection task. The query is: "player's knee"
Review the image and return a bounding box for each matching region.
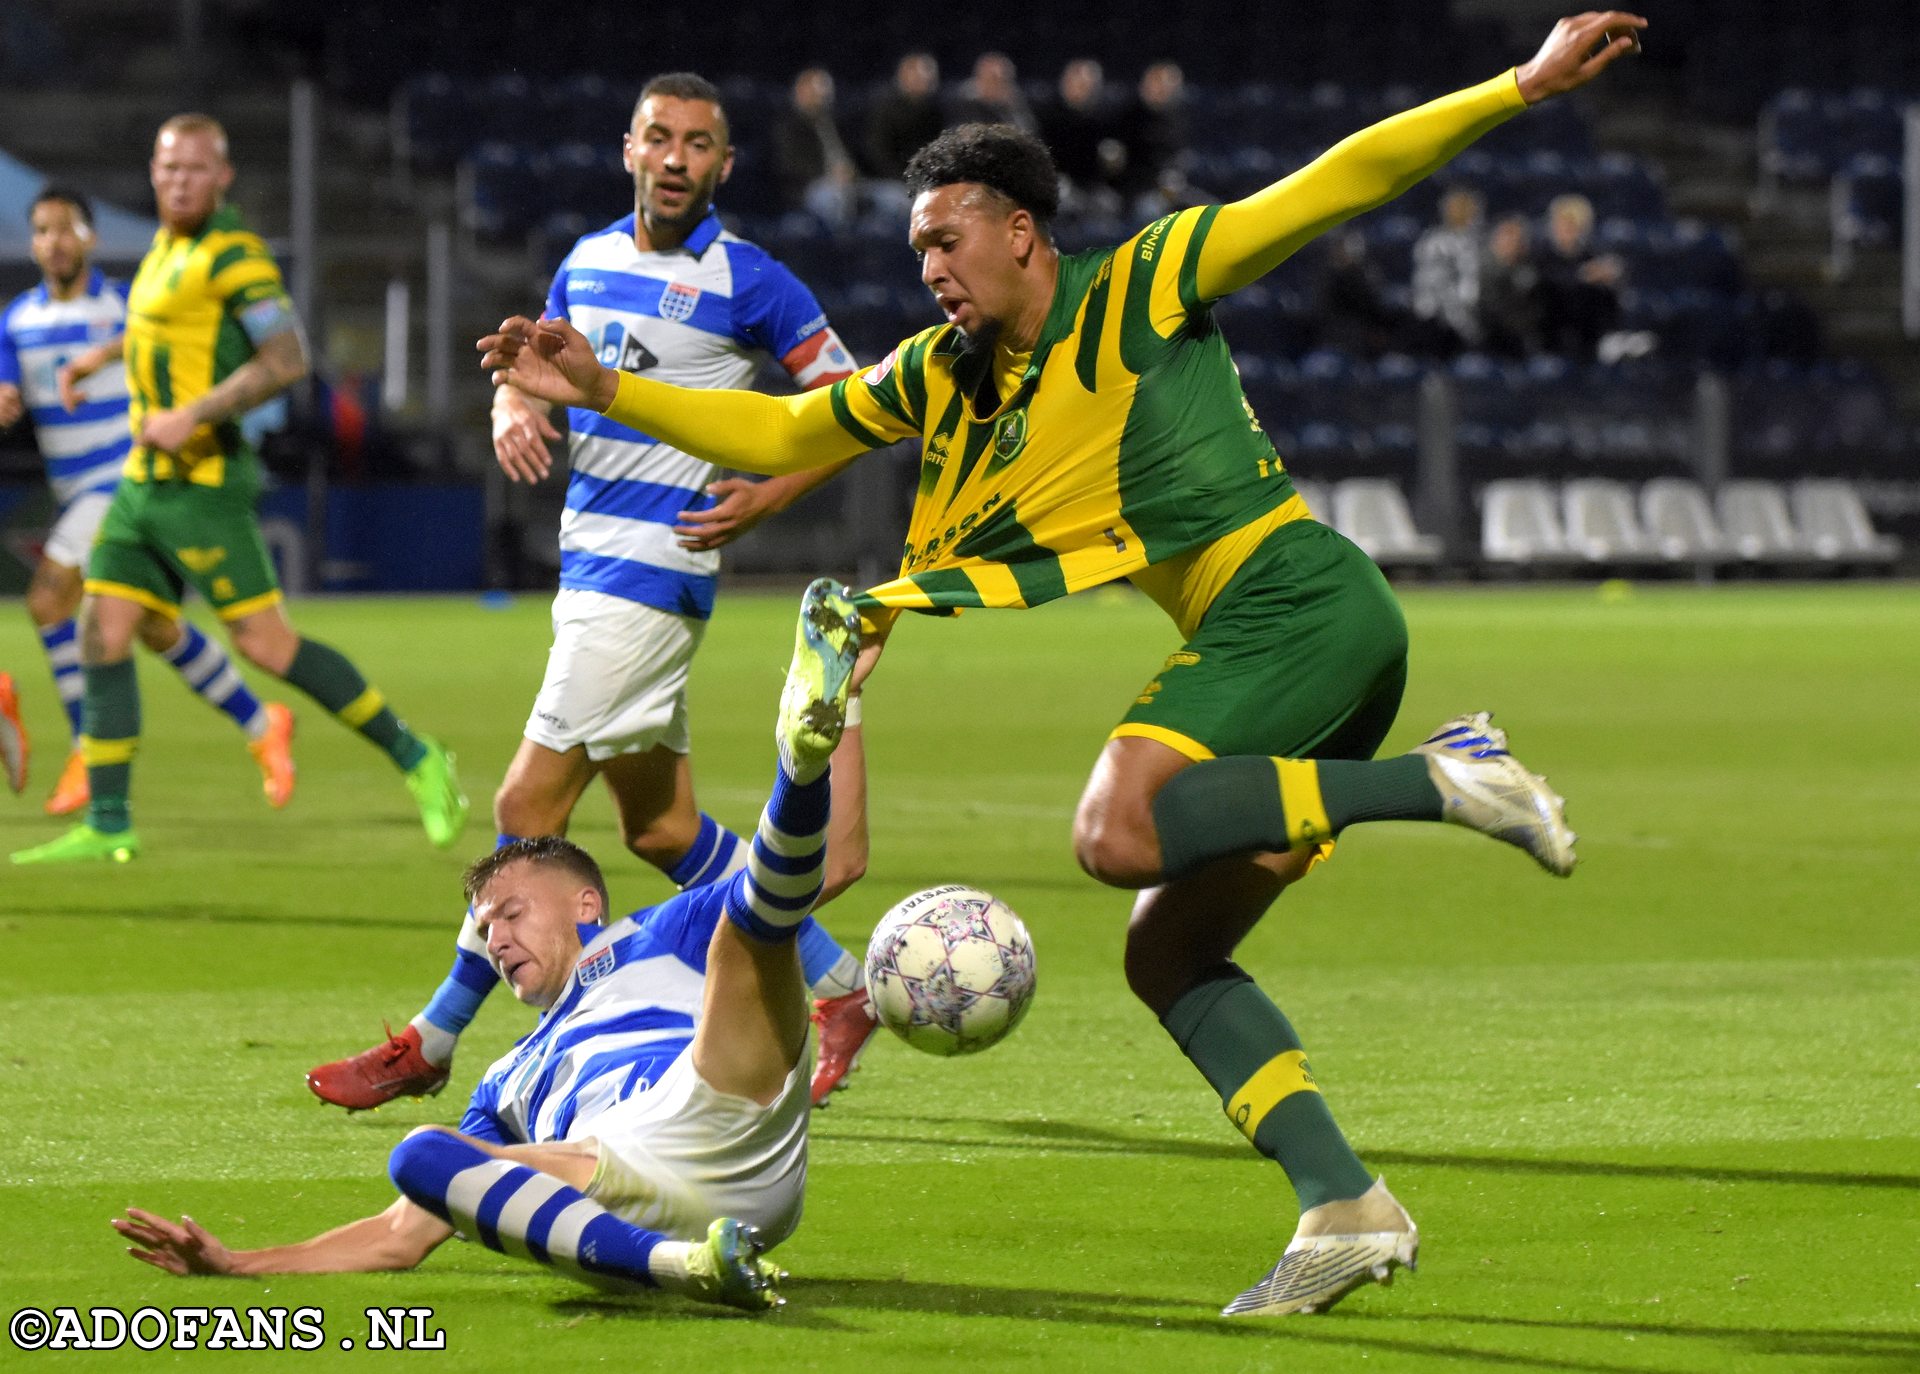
[1121,920,1193,1014]
[230,621,294,675]
[24,568,76,627]
[493,777,569,838]
[1072,809,1161,889]
[79,608,135,666]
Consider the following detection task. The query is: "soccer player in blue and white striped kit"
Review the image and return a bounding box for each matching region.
[115,581,861,1310]
[0,187,294,816]
[308,72,882,1114]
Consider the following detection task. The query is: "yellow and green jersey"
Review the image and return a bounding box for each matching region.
[123,204,292,487]
[828,205,1309,637]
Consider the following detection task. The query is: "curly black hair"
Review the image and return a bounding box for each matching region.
[903,123,1060,228]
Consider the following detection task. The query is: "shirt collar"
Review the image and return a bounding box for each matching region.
[682,209,724,258]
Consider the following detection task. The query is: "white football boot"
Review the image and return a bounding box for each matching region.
[1223,1178,1419,1317]
[1415,711,1576,877]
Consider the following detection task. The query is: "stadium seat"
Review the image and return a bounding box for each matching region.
[1291,479,1331,522]
[1789,480,1901,565]
[1715,480,1821,567]
[1481,480,1578,566]
[1561,480,1662,565]
[1639,479,1732,564]
[1332,479,1441,566]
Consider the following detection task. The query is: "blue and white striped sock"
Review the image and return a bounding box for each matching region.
[388,1129,666,1289]
[724,764,829,944]
[668,812,748,890]
[163,621,266,739]
[40,619,84,744]
[410,832,517,1060]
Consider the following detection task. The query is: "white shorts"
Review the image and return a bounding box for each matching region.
[523,589,705,762]
[578,1041,813,1248]
[45,490,114,570]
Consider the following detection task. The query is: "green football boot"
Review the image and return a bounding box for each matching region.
[777,578,860,785]
[405,736,470,850]
[11,823,141,865]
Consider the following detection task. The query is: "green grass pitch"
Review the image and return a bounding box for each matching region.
[2,583,1915,1372]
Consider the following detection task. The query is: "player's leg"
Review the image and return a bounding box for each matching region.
[1073,526,1433,1315]
[224,598,467,849]
[31,492,109,814]
[694,578,858,1103]
[1081,525,1574,887]
[385,1127,780,1308]
[137,612,295,809]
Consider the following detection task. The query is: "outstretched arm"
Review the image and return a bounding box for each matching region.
[1194,11,1646,300]
[479,317,865,476]
[113,1195,451,1277]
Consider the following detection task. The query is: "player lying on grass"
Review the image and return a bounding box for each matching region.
[113,580,862,1311]
[479,12,1642,1318]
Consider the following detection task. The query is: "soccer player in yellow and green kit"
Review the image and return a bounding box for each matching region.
[12,114,467,864]
[480,14,1644,1317]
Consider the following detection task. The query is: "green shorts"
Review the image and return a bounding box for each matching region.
[84,475,282,622]
[1114,519,1408,763]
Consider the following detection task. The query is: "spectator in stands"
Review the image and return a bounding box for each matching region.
[1478,214,1541,358]
[1315,231,1409,359]
[864,52,944,181]
[1411,188,1485,350]
[1040,59,1124,215]
[772,67,863,225]
[1119,61,1192,215]
[951,52,1036,134]
[1532,193,1623,359]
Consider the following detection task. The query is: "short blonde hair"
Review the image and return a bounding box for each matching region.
[1547,193,1594,231]
[156,113,229,161]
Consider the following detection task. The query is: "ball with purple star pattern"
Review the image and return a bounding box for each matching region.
[864,885,1036,1055]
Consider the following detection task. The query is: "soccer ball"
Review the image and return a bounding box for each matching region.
[864,885,1036,1056]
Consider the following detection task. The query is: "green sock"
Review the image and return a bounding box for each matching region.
[1152,755,1441,881]
[1161,967,1372,1212]
[81,658,141,835]
[283,638,427,771]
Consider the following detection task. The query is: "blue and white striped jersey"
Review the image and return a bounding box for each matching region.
[543,209,855,620]
[459,883,732,1146]
[0,269,131,505]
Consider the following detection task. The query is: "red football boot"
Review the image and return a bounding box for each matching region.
[809,988,880,1108]
[306,1023,449,1111]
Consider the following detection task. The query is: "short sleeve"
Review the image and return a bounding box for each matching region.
[544,264,569,322]
[208,234,297,345]
[728,248,831,360]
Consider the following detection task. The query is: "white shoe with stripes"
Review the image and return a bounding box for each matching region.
[1415,711,1577,877]
[1222,1178,1418,1318]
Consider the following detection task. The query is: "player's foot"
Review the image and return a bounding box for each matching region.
[404,736,470,850]
[0,673,27,794]
[10,823,139,866]
[305,1023,450,1111]
[1414,711,1576,877]
[44,747,87,816]
[778,578,859,784]
[809,987,880,1107]
[248,703,297,809]
[676,1218,786,1310]
[1222,1178,1419,1318]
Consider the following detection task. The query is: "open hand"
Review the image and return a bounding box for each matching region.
[478,317,616,414]
[1515,12,1646,104]
[493,388,563,483]
[113,1208,241,1276]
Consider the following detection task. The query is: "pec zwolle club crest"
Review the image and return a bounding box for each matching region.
[989,408,1029,468]
[659,281,702,323]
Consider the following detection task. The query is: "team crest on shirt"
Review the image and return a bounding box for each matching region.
[988,408,1029,469]
[658,281,702,323]
[577,946,616,986]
